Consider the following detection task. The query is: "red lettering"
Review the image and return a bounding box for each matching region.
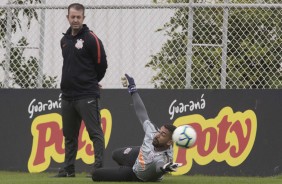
[175,148,188,165]
[217,116,231,153]
[34,122,63,165]
[197,127,217,156]
[172,107,257,175]
[230,119,252,157]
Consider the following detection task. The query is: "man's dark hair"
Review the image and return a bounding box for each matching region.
[164,124,176,138]
[68,3,85,15]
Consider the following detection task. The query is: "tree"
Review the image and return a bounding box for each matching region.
[147,0,281,89]
[0,0,57,88]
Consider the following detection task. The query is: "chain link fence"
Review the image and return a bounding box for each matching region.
[0,0,281,89]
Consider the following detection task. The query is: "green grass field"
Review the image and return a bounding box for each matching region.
[0,172,281,184]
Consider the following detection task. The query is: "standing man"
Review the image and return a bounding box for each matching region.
[55,3,108,177]
[91,74,181,182]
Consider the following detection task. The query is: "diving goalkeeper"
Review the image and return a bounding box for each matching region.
[92,74,181,182]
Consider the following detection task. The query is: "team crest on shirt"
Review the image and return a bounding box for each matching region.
[75,39,84,49]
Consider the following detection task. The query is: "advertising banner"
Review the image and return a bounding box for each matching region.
[0,89,281,176]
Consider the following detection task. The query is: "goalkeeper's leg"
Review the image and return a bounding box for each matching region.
[92,166,141,181]
[112,146,140,167]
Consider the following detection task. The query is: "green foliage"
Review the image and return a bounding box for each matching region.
[227,8,281,89]
[147,0,282,89]
[1,37,57,88]
[0,0,57,88]
[0,0,41,42]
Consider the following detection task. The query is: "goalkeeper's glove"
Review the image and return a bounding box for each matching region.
[121,74,137,94]
[160,162,182,173]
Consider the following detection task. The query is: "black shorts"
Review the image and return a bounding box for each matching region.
[92,146,142,182]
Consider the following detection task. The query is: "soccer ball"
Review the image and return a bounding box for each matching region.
[172,125,197,149]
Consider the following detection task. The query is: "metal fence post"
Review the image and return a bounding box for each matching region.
[37,0,46,88]
[185,0,194,89]
[221,0,229,89]
[3,0,13,88]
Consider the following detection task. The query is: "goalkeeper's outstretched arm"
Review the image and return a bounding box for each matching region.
[122,74,150,125]
[132,92,150,125]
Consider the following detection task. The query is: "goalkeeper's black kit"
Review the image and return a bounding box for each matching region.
[60,24,107,174]
[92,92,173,182]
